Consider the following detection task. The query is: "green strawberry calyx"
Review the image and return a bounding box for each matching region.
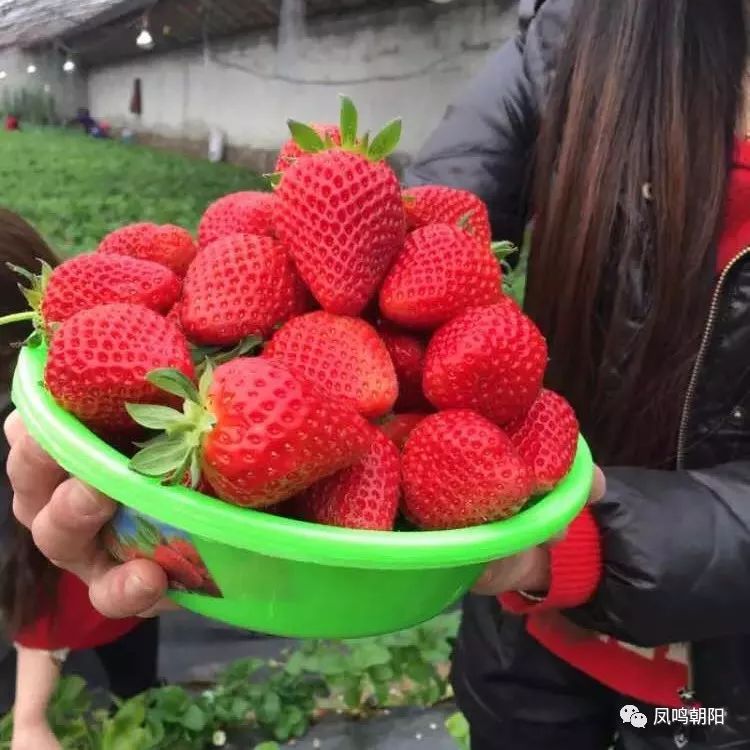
[491,241,519,276]
[190,334,262,375]
[0,260,54,344]
[286,95,402,163]
[127,365,216,488]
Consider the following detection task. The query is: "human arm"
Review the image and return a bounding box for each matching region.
[11,646,62,750]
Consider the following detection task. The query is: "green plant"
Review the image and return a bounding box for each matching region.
[445,711,470,750]
[0,612,460,748]
[0,128,267,258]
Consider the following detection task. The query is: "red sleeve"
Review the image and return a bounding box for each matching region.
[499,507,602,614]
[15,572,140,651]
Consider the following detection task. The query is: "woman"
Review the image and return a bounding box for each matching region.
[407,1,750,747]
[4,1,750,748]
[0,210,161,748]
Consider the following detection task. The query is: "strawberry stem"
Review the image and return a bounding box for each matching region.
[0,311,35,326]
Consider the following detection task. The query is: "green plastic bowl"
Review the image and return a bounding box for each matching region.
[12,343,593,638]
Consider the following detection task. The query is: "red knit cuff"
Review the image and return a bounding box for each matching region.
[499,507,602,614]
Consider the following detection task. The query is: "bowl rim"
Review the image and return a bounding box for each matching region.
[12,343,593,570]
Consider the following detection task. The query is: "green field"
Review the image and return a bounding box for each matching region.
[0,128,268,258]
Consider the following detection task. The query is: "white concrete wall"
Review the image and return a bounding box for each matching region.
[87,0,517,155]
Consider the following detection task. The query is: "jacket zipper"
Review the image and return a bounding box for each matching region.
[674,245,750,703]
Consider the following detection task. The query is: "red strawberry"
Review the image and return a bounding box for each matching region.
[380,224,503,330]
[402,186,491,249]
[128,357,373,508]
[198,192,276,249]
[273,99,405,316]
[423,299,547,426]
[293,427,400,530]
[378,413,427,451]
[275,123,341,173]
[181,233,308,346]
[376,323,431,411]
[263,311,398,418]
[153,545,205,589]
[98,223,197,277]
[45,303,194,433]
[167,299,183,330]
[401,410,533,530]
[506,389,579,493]
[153,225,198,276]
[37,253,181,326]
[97,222,160,258]
[166,538,202,567]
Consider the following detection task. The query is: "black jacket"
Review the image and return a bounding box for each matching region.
[406,0,750,745]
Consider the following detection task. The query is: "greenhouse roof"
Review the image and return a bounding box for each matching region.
[1,0,423,67]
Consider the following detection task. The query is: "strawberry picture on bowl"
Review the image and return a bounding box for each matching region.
[7,98,592,639]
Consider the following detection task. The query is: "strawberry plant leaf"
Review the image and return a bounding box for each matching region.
[125,404,185,430]
[264,171,283,189]
[287,121,325,154]
[367,118,402,161]
[129,435,192,479]
[147,368,199,403]
[339,95,358,149]
[359,131,370,155]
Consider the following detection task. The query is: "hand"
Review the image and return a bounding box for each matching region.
[4,411,172,618]
[11,721,61,750]
[471,465,606,596]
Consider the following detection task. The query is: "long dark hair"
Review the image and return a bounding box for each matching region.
[0,208,60,634]
[526,0,748,467]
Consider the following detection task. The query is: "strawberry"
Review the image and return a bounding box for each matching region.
[423,299,547,426]
[273,97,405,316]
[275,123,341,173]
[128,357,373,508]
[13,253,181,329]
[167,299,183,330]
[98,223,197,276]
[293,427,400,531]
[379,224,503,330]
[263,311,398,418]
[181,233,309,346]
[153,545,206,590]
[378,413,427,451]
[198,191,276,249]
[401,410,533,530]
[151,225,197,276]
[45,303,194,433]
[166,538,202,567]
[506,389,579,493]
[376,323,431,411]
[402,186,491,249]
[97,222,160,258]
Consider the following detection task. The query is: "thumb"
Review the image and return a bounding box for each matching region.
[588,465,606,504]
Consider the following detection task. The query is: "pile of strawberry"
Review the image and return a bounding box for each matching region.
[18,98,579,533]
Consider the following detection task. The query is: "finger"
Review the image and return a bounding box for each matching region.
[3,410,24,446]
[31,478,116,569]
[7,430,68,528]
[588,466,606,504]
[88,559,170,619]
[472,548,549,596]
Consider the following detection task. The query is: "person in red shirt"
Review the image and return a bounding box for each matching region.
[0,211,144,750]
[4,115,19,132]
